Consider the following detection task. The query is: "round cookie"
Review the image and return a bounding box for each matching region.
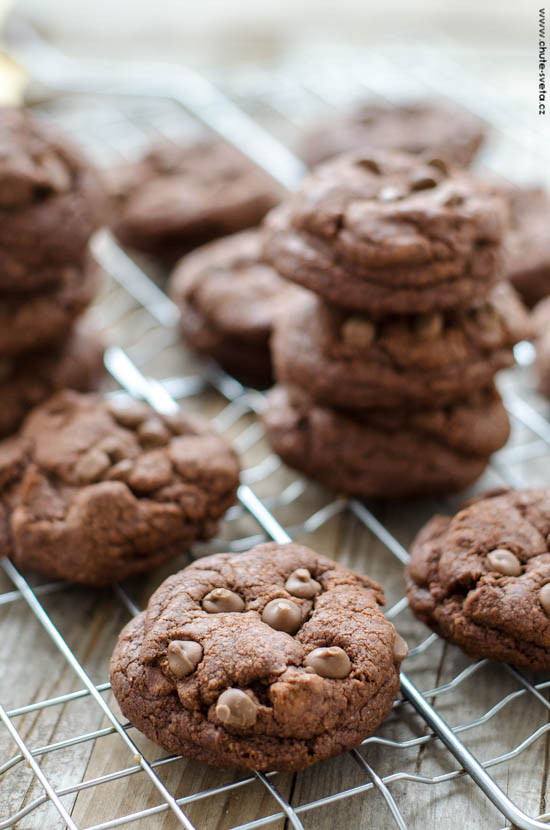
[110,542,405,771]
[504,187,550,307]
[262,385,510,500]
[169,230,302,387]
[0,390,239,585]
[272,282,530,410]
[0,319,105,438]
[405,488,550,670]
[0,107,104,291]
[300,100,485,168]
[263,151,506,315]
[533,296,550,399]
[109,138,281,265]
[0,255,99,356]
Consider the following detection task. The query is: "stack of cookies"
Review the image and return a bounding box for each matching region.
[262,150,531,499]
[0,107,105,436]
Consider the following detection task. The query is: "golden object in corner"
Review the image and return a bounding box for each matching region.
[0,0,25,104]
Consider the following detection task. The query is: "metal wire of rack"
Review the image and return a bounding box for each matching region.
[2,21,550,830]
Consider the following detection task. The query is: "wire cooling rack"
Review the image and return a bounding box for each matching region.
[2,21,550,830]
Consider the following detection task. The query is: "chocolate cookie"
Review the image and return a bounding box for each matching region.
[110,542,405,771]
[272,283,530,410]
[0,255,99,356]
[300,100,485,168]
[109,138,281,264]
[0,319,105,438]
[263,151,506,315]
[0,107,104,291]
[405,489,550,670]
[0,391,239,585]
[170,230,302,387]
[504,187,550,307]
[262,385,509,500]
[533,296,550,399]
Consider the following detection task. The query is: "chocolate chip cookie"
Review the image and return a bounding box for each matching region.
[0,254,99,356]
[272,283,530,410]
[263,151,506,315]
[0,319,105,438]
[0,390,239,585]
[533,296,550,399]
[170,229,302,387]
[504,186,550,307]
[262,385,509,500]
[110,542,405,771]
[109,138,281,264]
[300,100,485,168]
[0,107,104,291]
[406,488,550,670]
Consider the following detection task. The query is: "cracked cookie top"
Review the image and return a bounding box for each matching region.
[406,489,550,669]
[110,543,405,769]
[0,390,239,585]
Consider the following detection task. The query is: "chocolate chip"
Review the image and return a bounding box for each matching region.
[262,598,301,634]
[285,568,321,599]
[167,640,203,678]
[378,185,405,202]
[108,400,150,427]
[355,158,381,174]
[540,584,550,615]
[203,588,245,613]
[414,312,443,341]
[486,549,521,576]
[215,689,258,728]
[304,646,351,678]
[74,448,111,483]
[341,317,375,349]
[427,157,449,174]
[410,168,438,191]
[138,417,171,447]
[393,632,408,662]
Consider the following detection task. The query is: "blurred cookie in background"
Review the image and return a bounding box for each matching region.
[504,186,550,307]
[0,106,105,435]
[0,106,105,291]
[533,296,550,399]
[0,254,99,355]
[299,100,486,168]
[170,229,303,388]
[108,137,281,266]
[0,318,105,438]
